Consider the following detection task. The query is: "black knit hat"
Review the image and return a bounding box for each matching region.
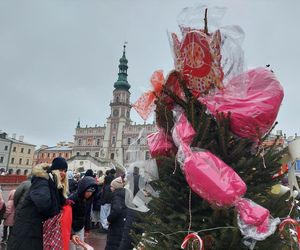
[51,157,68,171]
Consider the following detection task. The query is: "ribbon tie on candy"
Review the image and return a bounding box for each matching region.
[181,233,204,250]
[133,70,165,120]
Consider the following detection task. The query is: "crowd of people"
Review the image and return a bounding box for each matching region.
[0,157,142,250]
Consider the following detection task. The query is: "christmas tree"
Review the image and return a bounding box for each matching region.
[132,6,298,250]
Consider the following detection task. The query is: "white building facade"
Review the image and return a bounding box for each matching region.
[72,45,156,170]
[0,132,12,171]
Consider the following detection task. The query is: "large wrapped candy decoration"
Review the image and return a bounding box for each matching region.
[172,113,279,240]
[147,129,176,158]
[200,67,284,140]
[171,27,224,94]
[172,113,196,147]
[183,150,246,207]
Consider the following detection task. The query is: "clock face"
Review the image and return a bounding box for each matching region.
[113,109,119,117]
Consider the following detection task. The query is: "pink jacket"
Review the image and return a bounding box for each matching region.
[4,190,16,227]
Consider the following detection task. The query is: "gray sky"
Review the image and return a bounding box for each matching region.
[0,0,299,147]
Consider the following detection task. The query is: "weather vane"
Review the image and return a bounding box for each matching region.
[123,41,128,51]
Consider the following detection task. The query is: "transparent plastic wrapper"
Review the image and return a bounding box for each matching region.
[236,199,280,241]
[200,67,284,140]
[169,5,246,95]
[147,129,176,157]
[172,113,196,147]
[124,160,159,212]
[126,128,148,163]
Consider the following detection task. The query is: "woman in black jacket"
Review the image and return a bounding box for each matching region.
[105,177,127,250]
[7,157,69,250]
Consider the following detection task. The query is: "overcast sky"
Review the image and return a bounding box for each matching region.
[0,0,299,148]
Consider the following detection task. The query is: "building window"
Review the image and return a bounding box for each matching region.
[145,151,150,160]
[28,149,31,154]
[42,153,44,158]
[52,153,55,157]
[112,136,116,144]
[96,139,100,146]
[137,139,140,145]
[78,139,82,146]
[86,152,90,156]
[19,158,22,164]
[4,146,8,151]
[11,158,14,164]
[47,153,50,157]
[0,157,3,163]
[26,159,29,165]
[87,138,93,146]
[59,153,62,157]
[13,147,16,152]
[127,138,131,145]
[110,153,114,160]
[65,153,68,158]
[21,148,24,153]
[76,152,80,156]
[95,152,99,157]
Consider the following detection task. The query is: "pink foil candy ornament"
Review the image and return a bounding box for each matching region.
[147,130,175,158]
[183,150,247,207]
[172,113,196,147]
[200,67,284,140]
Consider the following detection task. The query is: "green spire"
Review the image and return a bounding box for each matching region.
[77,119,80,128]
[114,43,131,91]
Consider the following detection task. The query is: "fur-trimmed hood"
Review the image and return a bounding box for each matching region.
[32,163,50,180]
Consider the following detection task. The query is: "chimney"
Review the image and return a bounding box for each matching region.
[12,133,16,139]
[19,135,24,142]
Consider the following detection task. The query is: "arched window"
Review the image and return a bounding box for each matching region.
[110,153,114,159]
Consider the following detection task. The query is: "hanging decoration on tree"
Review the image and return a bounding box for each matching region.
[170,9,224,94]
[181,233,204,250]
[172,113,280,240]
[279,218,300,247]
[133,70,165,120]
[199,67,284,141]
[132,4,288,249]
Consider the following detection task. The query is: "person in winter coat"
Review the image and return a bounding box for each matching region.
[0,189,5,225]
[68,176,98,250]
[2,189,16,244]
[67,170,78,194]
[13,176,31,216]
[119,167,142,250]
[7,157,69,250]
[99,171,114,233]
[105,177,127,250]
[83,170,96,234]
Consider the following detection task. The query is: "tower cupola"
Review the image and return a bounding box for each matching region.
[114,44,131,91]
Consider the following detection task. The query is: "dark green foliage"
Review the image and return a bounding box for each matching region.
[133,71,292,249]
